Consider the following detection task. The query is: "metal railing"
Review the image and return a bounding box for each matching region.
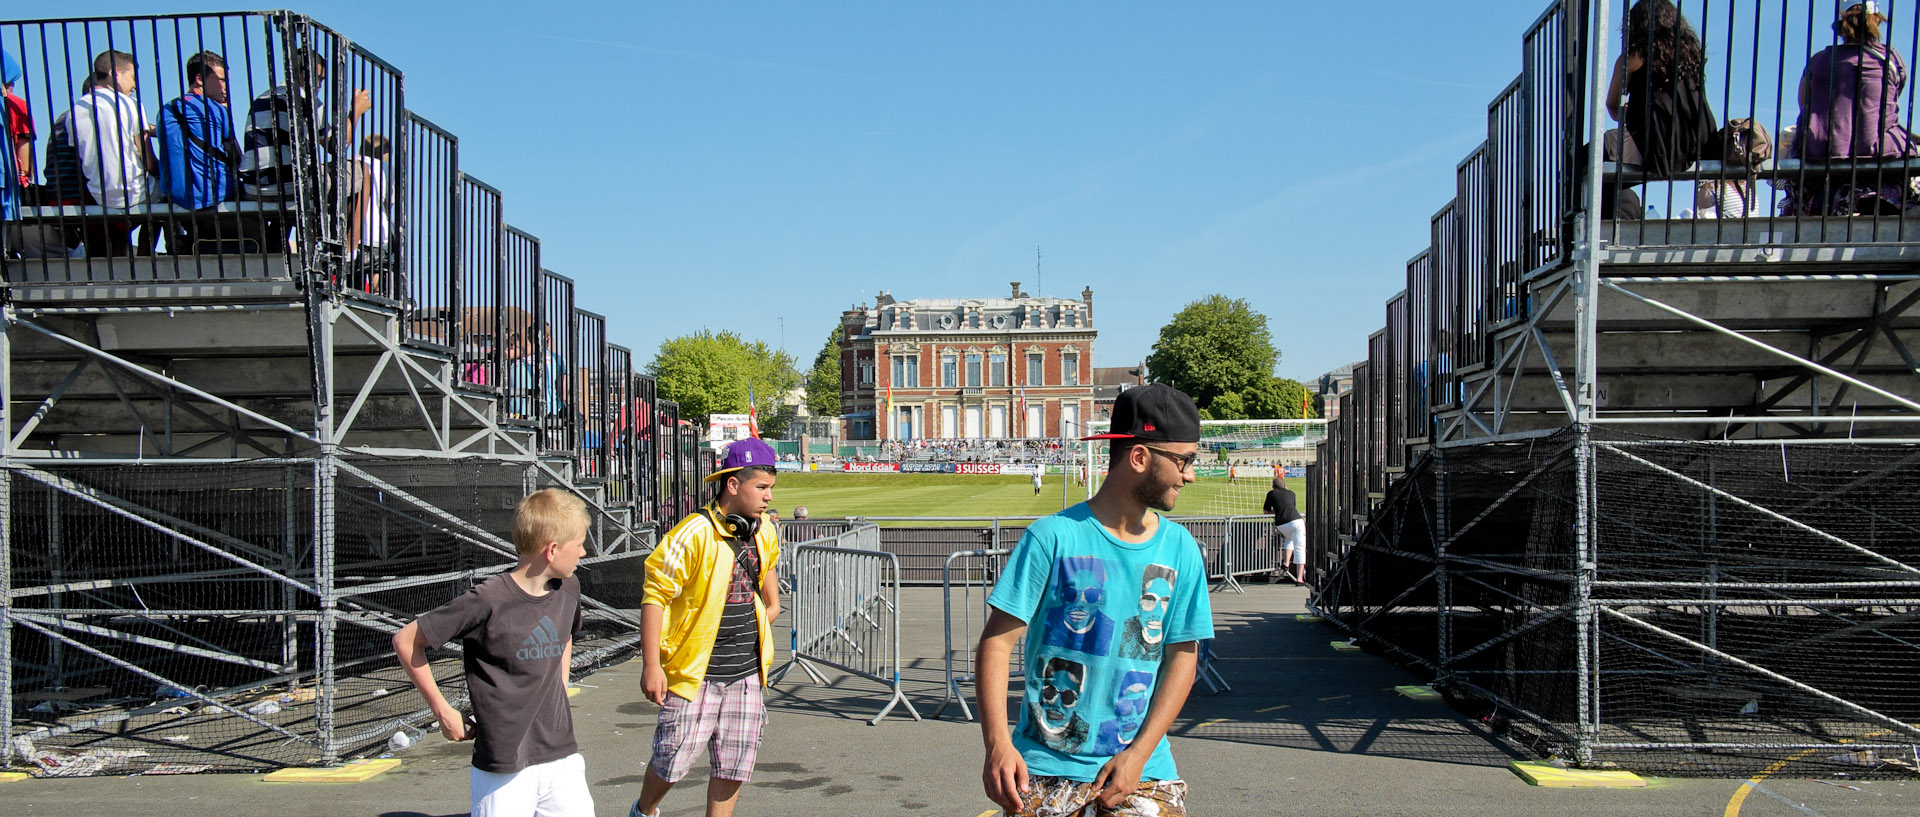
[770,524,920,725]
[932,548,1020,721]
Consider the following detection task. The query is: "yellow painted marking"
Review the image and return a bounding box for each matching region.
[1317,694,1350,701]
[0,771,31,782]
[1329,641,1360,652]
[1510,761,1645,788]
[1395,685,1442,701]
[1195,718,1230,728]
[1294,614,1324,622]
[567,685,583,698]
[976,810,1000,817]
[1722,727,1902,817]
[263,758,401,783]
[1255,704,1291,713]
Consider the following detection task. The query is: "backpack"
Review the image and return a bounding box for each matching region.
[1713,117,1773,170]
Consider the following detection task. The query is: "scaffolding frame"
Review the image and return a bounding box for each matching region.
[1312,0,1920,775]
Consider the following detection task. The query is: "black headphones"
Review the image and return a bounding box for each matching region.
[702,504,760,541]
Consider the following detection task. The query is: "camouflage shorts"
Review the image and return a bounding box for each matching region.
[1008,775,1187,817]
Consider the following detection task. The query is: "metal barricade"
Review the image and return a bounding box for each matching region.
[1163,514,1286,593]
[770,533,920,725]
[933,548,1023,721]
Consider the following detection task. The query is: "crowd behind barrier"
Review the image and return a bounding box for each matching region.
[0,11,712,525]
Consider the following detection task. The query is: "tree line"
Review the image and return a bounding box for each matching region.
[647,293,1313,438]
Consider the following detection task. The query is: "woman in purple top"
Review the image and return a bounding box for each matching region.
[1788,2,1918,215]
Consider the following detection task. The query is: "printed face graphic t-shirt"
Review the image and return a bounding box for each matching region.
[702,538,764,682]
[416,573,583,773]
[987,503,1214,783]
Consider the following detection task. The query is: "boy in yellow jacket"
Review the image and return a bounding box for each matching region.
[632,437,781,817]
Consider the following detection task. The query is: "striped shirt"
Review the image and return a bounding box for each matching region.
[238,83,332,199]
[703,542,763,681]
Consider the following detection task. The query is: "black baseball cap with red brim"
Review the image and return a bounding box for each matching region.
[1082,383,1201,443]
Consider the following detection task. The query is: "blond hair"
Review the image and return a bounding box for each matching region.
[513,488,589,556]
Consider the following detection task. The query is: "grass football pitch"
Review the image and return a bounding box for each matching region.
[768,472,1308,523]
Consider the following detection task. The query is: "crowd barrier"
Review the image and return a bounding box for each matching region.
[928,545,1229,718]
[770,524,920,725]
[933,548,1021,721]
[1170,515,1280,593]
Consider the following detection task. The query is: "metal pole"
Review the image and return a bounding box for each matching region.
[1570,0,1610,768]
[48,490,63,687]
[282,466,299,674]
[0,466,12,770]
[315,454,339,764]
[1435,450,1452,685]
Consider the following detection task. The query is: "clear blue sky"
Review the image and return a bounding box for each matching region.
[50,0,1556,382]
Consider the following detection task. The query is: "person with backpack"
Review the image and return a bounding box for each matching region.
[1606,0,1715,177]
[158,51,239,253]
[1786,1,1919,216]
[1592,0,1715,219]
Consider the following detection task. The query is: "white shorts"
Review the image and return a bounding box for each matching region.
[1275,519,1306,565]
[471,752,596,817]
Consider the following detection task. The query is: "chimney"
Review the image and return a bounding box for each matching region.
[1011,281,1023,298]
[1081,286,1094,325]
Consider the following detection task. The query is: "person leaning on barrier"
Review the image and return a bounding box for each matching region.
[159,51,240,254]
[977,384,1215,817]
[1785,1,1920,216]
[633,437,782,817]
[391,488,596,817]
[1264,474,1306,585]
[68,50,160,257]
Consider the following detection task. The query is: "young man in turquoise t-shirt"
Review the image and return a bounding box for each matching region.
[977,384,1215,816]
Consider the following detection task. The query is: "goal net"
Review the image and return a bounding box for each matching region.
[1080,418,1327,518]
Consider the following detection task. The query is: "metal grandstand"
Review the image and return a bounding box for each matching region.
[1,11,708,772]
[1309,0,1920,778]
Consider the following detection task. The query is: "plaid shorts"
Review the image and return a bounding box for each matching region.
[1009,775,1188,817]
[648,674,766,783]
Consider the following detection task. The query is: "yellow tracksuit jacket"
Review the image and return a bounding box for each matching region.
[642,507,780,701]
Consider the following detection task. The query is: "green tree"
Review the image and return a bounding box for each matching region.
[804,325,843,419]
[1145,295,1280,417]
[648,330,800,433]
[1241,376,1317,420]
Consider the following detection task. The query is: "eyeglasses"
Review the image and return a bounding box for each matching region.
[1066,586,1104,605]
[1138,592,1169,612]
[1140,445,1198,472]
[1040,685,1079,707]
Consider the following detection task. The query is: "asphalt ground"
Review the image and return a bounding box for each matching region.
[3,583,1913,817]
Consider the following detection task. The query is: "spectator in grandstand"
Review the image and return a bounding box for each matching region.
[1692,178,1764,219]
[158,51,239,254]
[1598,0,1714,218]
[239,47,372,250]
[1,49,23,226]
[391,488,595,817]
[977,384,1213,816]
[345,133,393,292]
[1784,1,1920,215]
[67,50,160,257]
[1264,475,1306,584]
[634,438,781,817]
[3,48,31,192]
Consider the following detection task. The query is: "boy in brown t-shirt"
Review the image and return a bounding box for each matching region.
[393,488,594,817]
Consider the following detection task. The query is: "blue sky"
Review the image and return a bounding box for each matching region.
[48,0,1558,382]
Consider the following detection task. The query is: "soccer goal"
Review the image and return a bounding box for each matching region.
[1078,418,1327,518]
